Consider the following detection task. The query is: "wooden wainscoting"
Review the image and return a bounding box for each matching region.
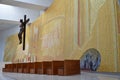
[3,60,80,76]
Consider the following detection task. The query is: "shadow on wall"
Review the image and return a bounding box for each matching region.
[80,48,101,71]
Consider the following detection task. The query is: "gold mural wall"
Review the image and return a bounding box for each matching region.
[70,0,119,72]
[4,0,120,72]
[116,0,120,72]
[4,34,19,62]
[28,0,119,72]
[4,27,30,62]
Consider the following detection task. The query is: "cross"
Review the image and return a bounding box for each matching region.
[18,15,30,50]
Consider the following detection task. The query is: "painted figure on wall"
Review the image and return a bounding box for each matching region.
[18,19,24,44]
[80,48,101,71]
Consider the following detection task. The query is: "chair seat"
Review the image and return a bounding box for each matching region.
[18,68,22,73]
[13,68,17,72]
[46,68,52,75]
[58,68,64,76]
[37,69,42,74]
[30,69,35,74]
[23,68,27,73]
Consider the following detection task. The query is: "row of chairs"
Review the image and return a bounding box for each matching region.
[3,60,80,76]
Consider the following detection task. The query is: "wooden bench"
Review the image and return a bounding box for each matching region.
[3,64,10,72]
[52,61,64,75]
[58,60,80,76]
[3,60,80,76]
[34,62,43,74]
[42,61,52,75]
[22,63,30,73]
[12,63,17,72]
[17,63,23,73]
[29,62,35,74]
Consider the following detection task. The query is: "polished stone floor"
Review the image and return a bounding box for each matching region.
[0,72,120,80]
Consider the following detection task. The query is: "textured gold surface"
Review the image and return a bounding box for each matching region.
[4,0,120,72]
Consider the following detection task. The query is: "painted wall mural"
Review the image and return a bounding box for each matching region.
[29,24,39,55]
[28,15,65,61]
[78,0,106,48]
[41,19,62,49]
[4,27,30,62]
[3,0,120,72]
[40,16,65,60]
[75,0,119,72]
[4,34,19,62]
[80,48,101,71]
[116,0,120,72]
[117,0,120,33]
[89,0,106,33]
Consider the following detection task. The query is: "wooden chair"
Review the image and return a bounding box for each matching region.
[2,64,10,72]
[57,60,80,76]
[17,63,23,73]
[64,60,80,75]
[29,62,35,74]
[42,61,52,75]
[12,63,17,73]
[34,62,43,74]
[9,64,14,72]
[22,63,30,73]
[52,61,64,75]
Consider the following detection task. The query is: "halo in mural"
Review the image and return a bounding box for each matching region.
[80,48,101,71]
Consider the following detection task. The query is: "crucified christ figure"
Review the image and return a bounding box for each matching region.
[18,15,30,50]
[18,19,24,44]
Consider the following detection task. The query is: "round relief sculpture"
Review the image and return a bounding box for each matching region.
[80,48,101,71]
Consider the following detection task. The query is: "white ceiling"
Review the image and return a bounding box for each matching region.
[0,0,53,31]
[0,19,19,31]
[0,0,48,10]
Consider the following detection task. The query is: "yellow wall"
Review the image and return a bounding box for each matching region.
[29,0,119,72]
[118,34,120,72]
[4,34,18,61]
[4,26,30,62]
[28,0,66,61]
[116,0,120,72]
[79,0,119,72]
[4,0,120,72]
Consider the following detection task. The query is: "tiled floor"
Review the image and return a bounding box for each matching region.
[1,72,120,80]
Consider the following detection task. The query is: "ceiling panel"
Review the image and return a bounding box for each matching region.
[0,20,19,30]
[0,0,53,31]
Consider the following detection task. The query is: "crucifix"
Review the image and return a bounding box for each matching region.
[18,15,30,50]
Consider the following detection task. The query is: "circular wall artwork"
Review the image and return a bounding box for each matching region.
[80,48,101,71]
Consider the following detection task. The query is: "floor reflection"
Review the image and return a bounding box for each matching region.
[1,72,120,80]
[0,73,16,80]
